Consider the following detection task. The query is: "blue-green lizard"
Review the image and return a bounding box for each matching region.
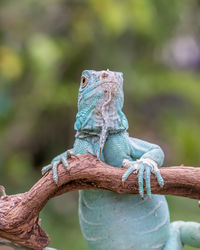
[42,70,200,250]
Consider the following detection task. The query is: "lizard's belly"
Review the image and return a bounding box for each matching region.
[79,190,170,250]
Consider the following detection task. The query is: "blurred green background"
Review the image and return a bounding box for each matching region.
[1,0,200,249]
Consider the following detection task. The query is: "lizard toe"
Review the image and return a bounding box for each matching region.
[41,164,52,175]
[138,165,145,198]
[52,161,59,184]
[145,165,152,199]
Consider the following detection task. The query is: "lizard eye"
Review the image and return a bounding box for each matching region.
[81,76,87,88]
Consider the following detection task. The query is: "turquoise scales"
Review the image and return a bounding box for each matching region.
[42,70,200,250]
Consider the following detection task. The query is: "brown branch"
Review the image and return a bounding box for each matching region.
[0,154,200,249]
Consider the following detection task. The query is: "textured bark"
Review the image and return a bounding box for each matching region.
[0,154,200,249]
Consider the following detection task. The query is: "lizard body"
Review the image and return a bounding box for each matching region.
[43,70,200,250]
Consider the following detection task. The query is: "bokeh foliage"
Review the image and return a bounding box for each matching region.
[0,0,200,249]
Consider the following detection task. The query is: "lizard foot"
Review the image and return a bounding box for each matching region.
[122,158,164,199]
[42,150,73,184]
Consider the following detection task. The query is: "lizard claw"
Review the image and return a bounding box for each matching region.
[0,185,6,197]
[122,158,164,199]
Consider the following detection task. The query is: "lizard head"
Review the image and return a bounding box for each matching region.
[77,69,124,104]
[74,69,128,157]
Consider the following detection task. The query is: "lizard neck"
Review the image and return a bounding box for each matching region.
[75,102,128,158]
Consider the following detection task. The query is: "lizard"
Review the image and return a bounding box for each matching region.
[42,70,200,250]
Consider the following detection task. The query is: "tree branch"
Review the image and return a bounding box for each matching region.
[0,154,199,249]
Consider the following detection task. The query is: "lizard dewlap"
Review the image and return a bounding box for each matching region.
[43,70,200,250]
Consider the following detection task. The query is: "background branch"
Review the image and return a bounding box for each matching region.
[0,154,199,249]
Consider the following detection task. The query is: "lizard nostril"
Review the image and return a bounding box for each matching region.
[102,72,109,78]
